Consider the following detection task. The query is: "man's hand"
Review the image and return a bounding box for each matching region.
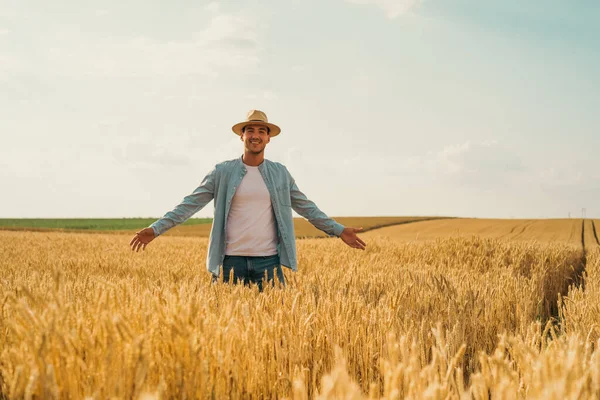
[340,227,367,250]
[130,228,156,252]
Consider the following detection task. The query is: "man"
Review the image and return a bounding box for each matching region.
[129,110,366,290]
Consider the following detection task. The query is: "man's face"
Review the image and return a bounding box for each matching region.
[241,124,270,155]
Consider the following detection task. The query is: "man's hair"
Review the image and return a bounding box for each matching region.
[242,125,271,134]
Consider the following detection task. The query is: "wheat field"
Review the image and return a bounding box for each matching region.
[1,219,600,399]
[363,218,583,246]
[0,217,437,239]
[154,216,441,239]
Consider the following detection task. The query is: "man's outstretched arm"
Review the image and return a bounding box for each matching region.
[130,167,217,252]
[289,180,366,250]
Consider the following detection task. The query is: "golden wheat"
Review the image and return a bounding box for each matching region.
[157,216,439,238]
[0,217,439,239]
[364,218,583,246]
[0,227,592,399]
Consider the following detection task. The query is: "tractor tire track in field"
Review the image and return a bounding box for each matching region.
[592,220,600,246]
[510,220,537,239]
[549,220,588,334]
[497,220,534,240]
[576,219,587,290]
[564,220,595,311]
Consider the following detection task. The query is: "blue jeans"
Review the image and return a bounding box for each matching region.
[217,254,286,291]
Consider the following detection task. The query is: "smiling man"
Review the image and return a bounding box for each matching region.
[129,110,366,290]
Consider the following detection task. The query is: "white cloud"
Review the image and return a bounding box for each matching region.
[537,165,598,188]
[0,29,9,35]
[205,2,220,13]
[113,135,195,169]
[34,11,262,78]
[345,0,420,19]
[381,140,528,190]
[431,141,472,175]
[385,139,600,195]
[430,141,527,185]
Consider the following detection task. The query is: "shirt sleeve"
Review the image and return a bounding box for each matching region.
[149,167,217,236]
[288,174,345,237]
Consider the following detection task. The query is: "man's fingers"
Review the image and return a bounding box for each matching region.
[348,240,363,250]
[130,233,152,252]
[342,231,366,250]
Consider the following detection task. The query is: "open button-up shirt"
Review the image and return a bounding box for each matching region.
[150,157,345,277]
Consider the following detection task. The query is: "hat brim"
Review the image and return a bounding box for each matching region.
[232,121,281,137]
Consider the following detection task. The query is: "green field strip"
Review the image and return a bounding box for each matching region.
[0,218,212,231]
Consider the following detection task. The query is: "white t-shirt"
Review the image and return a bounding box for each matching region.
[224,165,279,256]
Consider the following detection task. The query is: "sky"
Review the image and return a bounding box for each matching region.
[1,0,599,219]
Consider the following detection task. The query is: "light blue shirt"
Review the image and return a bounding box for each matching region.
[150,156,345,277]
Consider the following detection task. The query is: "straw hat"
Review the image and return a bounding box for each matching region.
[232,110,281,137]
